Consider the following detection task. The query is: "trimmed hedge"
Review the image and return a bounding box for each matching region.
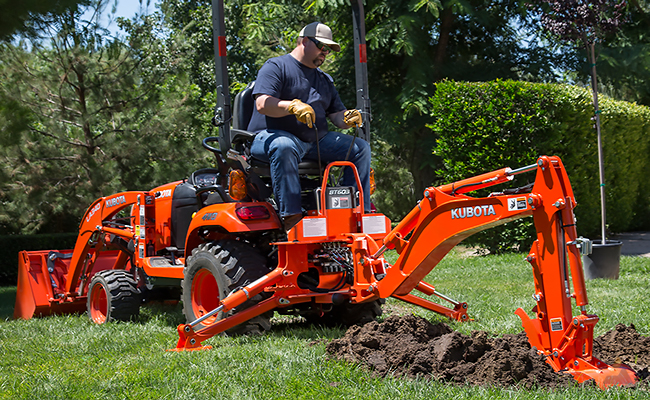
[430,80,650,252]
[0,233,77,286]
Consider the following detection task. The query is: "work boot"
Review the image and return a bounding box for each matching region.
[283,213,303,232]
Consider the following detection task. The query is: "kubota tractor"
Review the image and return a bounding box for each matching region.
[13,0,638,389]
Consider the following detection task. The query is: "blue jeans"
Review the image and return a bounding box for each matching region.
[250,129,371,217]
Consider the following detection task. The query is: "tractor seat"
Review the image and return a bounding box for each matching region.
[231,82,322,176]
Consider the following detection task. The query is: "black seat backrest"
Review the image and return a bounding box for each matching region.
[233,82,256,130]
[170,182,199,250]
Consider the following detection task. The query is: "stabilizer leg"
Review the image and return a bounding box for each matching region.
[393,293,469,322]
[171,268,284,350]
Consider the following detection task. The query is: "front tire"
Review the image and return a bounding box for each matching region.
[182,240,272,335]
[87,269,141,324]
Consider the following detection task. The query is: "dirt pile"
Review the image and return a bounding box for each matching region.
[326,315,650,388]
[595,323,650,380]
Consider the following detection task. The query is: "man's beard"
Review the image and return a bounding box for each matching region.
[313,56,325,67]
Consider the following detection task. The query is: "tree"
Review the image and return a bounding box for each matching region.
[530,0,628,242]
[0,0,204,234]
[323,0,563,218]
[158,0,316,96]
[0,0,91,40]
[595,0,650,106]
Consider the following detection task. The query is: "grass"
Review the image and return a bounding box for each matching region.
[387,250,650,337]
[1,250,649,400]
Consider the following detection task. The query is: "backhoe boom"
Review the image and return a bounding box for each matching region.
[367,155,635,388]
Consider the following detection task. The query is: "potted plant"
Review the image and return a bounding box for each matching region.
[531,0,627,278]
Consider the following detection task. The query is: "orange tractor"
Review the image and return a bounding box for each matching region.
[14,0,637,389]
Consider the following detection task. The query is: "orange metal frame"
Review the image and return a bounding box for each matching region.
[173,157,636,388]
[14,180,281,320]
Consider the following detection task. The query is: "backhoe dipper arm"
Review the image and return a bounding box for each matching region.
[365,155,635,388]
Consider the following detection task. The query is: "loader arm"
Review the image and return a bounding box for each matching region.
[14,190,155,320]
[63,191,152,295]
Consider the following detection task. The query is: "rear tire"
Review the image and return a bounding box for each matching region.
[182,240,272,335]
[87,269,141,324]
[306,299,384,327]
[336,299,384,326]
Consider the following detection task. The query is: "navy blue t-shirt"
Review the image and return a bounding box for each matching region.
[247,54,346,143]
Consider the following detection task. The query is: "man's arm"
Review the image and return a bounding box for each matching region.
[328,110,349,130]
[257,94,316,128]
[255,94,293,117]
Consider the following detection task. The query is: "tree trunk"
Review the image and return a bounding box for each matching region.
[587,40,607,242]
[433,6,454,82]
[406,126,439,197]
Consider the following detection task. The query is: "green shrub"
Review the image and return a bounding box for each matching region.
[0,233,77,286]
[429,80,650,252]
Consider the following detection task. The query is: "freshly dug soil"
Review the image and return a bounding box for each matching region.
[326,315,650,388]
[594,323,650,381]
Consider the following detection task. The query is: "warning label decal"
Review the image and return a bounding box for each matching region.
[508,197,528,212]
[550,318,563,332]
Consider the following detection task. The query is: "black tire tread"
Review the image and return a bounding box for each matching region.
[338,299,383,326]
[183,240,272,336]
[307,299,383,327]
[88,269,141,322]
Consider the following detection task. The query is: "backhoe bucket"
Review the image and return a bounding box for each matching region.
[568,362,638,389]
[14,250,86,319]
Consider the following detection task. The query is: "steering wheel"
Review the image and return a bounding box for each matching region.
[202,137,222,156]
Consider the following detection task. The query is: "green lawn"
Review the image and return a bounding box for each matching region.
[1,250,648,400]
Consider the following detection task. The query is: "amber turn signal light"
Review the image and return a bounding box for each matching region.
[229,169,247,201]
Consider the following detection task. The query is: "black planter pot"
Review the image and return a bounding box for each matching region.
[581,240,622,280]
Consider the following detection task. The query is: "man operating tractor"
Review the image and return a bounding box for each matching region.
[13,2,639,388]
[248,22,370,230]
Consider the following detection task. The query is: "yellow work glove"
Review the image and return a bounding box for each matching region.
[343,109,363,128]
[287,99,315,128]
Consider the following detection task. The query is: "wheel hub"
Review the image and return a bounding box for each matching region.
[89,282,108,324]
[191,268,220,324]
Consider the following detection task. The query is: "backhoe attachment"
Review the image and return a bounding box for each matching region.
[371,155,638,388]
[171,156,637,389]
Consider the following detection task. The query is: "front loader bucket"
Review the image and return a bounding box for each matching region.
[14,250,86,319]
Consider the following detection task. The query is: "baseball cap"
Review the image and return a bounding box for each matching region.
[299,22,341,52]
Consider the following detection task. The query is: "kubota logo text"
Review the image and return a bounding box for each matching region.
[105,195,126,208]
[451,205,496,219]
